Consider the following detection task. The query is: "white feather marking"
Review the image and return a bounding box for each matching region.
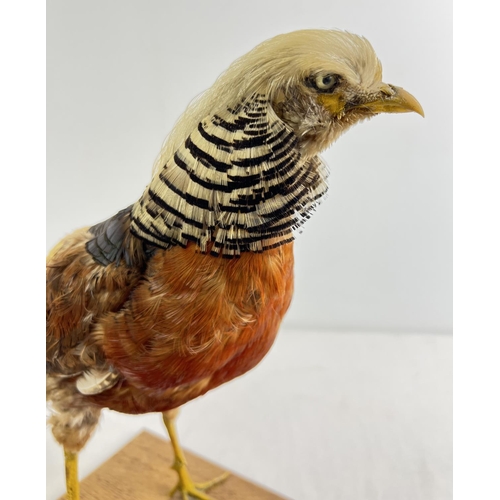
[76,367,120,396]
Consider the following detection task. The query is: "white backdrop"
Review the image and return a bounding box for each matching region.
[46,3,452,499]
[47,1,452,332]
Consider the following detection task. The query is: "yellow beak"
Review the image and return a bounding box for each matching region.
[357,85,425,117]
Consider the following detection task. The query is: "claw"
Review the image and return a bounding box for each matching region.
[169,470,230,499]
[196,471,230,491]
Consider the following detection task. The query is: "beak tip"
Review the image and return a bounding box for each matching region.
[415,102,425,118]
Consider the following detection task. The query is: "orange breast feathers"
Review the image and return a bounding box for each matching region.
[95,242,294,412]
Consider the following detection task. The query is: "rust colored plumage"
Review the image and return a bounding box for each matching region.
[47,228,293,417]
[46,218,294,455]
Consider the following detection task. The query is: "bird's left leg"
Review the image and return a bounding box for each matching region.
[162,410,229,500]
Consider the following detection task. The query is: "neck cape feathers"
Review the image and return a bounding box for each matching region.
[130,92,328,258]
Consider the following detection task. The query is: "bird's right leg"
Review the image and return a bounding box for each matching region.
[162,410,229,500]
[63,449,80,500]
[47,376,101,500]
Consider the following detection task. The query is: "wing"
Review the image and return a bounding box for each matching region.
[46,206,155,379]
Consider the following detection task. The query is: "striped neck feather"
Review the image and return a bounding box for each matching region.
[130,93,328,257]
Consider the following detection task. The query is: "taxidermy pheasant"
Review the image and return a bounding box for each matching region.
[47,29,423,500]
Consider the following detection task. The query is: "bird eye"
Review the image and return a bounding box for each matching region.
[306,73,341,93]
[317,75,334,89]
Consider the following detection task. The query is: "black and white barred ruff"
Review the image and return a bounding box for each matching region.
[130,92,328,257]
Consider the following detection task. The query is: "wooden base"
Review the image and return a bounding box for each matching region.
[58,431,287,499]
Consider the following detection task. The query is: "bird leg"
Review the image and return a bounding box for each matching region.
[63,448,80,500]
[162,410,229,500]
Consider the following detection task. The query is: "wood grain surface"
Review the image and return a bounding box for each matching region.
[58,431,288,500]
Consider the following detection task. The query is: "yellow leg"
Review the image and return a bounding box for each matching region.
[162,411,229,500]
[64,449,80,500]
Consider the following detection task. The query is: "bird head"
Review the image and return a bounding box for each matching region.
[166,29,423,159]
[134,30,423,257]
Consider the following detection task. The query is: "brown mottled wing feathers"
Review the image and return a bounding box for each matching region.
[46,209,153,377]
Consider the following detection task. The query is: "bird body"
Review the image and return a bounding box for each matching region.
[47,229,293,414]
[47,29,423,499]
[47,214,293,456]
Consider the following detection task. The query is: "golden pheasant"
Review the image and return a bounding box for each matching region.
[47,29,423,500]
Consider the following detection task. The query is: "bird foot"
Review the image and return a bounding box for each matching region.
[169,466,230,500]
